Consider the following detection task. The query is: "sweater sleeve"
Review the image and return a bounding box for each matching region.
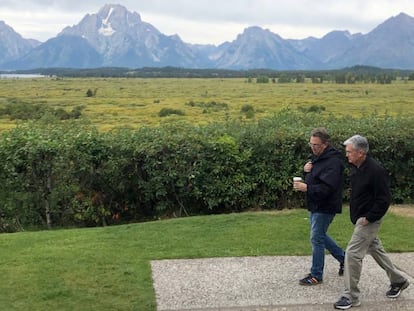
[366,165,391,222]
[307,159,342,201]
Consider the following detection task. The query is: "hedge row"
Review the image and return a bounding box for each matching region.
[0,110,413,232]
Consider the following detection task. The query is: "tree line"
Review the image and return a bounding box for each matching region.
[5,65,414,82]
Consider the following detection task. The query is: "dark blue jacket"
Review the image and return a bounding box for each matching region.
[304,145,344,214]
[349,156,391,224]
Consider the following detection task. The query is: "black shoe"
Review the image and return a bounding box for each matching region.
[334,296,361,310]
[338,263,344,276]
[386,280,410,298]
[299,274,322,286]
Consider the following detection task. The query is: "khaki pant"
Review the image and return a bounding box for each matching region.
[343,218,407,302]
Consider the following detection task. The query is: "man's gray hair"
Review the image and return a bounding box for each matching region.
[343,135,369,154]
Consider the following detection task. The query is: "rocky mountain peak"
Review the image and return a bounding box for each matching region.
[60,3,145,39]
[0,20,41,66]
[96,3,142,34]
[369,12,414,37]
[1,6,414,70]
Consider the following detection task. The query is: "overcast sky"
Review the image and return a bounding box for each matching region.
[1,1,413,45]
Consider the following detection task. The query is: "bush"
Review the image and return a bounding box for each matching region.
[298,105,326,113]
[256,75,269,83]
[86,88,97,97]
[0,100,84,120]
[0,111,413,231]
[158,108,185,117]
[240,104,255,119]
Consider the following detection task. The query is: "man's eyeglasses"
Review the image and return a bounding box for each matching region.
[308,142,323,147]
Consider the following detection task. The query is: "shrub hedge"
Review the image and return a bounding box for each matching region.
[0,110,413,232]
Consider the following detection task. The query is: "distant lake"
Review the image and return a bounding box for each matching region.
[0,74,46,79]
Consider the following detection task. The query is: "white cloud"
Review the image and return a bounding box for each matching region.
[141,13,249,44]
[0,0,414,43]
[1,8,85,41]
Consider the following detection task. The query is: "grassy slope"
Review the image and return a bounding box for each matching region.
[1,207,413,311]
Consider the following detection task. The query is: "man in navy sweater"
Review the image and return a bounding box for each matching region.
[334,135,410,310]
[294,128,345,285]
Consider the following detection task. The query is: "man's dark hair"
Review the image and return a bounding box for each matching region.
[310,127,331,144]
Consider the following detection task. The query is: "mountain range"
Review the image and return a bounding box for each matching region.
[1,4,414,71]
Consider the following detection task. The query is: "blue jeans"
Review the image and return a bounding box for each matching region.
[310,212,345,279]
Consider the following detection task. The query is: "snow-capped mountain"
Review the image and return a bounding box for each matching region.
[1,5,414,70]
[58,4,204,68]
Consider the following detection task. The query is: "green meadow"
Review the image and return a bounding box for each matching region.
[1,77,414,131]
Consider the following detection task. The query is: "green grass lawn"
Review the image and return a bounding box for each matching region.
[1,206,413,311]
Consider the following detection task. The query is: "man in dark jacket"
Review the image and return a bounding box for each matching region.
[294,128,345,285]
[334,135,410,310]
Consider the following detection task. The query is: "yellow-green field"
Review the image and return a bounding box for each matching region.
[1,77,414,131]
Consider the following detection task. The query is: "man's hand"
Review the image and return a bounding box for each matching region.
[293,181,307,192]
[360,217,369,226]
[304,161,313,173]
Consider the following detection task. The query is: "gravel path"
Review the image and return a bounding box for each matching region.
[151,253,414,311]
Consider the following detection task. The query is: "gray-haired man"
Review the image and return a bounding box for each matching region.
[334,135,410,310]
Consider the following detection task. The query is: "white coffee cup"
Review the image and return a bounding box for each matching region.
[293,177,303,182]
